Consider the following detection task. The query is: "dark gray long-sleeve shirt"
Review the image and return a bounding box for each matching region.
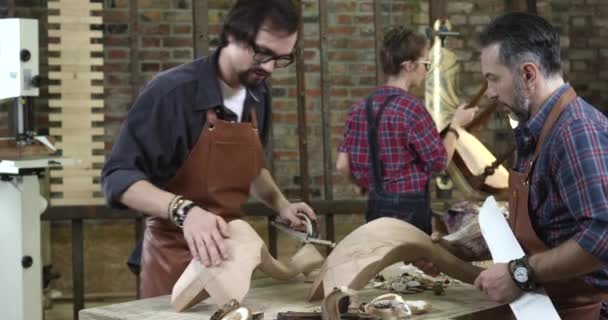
[101,50,272,208]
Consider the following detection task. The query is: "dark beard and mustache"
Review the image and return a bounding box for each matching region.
[506,76,532,123]
[237,67,270,87]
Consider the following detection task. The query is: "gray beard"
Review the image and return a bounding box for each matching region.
[510,77,531,123]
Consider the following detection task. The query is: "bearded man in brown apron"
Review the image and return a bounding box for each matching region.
[413,12,608,319]
[101,0,316,298]
[469,13,608,319]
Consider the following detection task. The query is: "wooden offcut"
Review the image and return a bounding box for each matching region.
[47,0,105,206]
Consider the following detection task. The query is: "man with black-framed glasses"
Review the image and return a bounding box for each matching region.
[101,0,317,298]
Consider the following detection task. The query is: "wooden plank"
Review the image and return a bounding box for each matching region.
[55,190,101,199]
[47,15,102,24]
[51,38,96,47]
[56,141,105,150]
[48,71,103,80]
[48,8,102,17]
[49,100,104,108]
[49,57,103,66]
[49,85,103,94]
[50,198,105,206]
[49,92,98,100]
[48,1,102,11]
[56,157,101,164]
[47,0,104,209]
[50,128,104,136]
[47,155,105,165]
[50,113,104,122]
[55,137,98,145]
[52,184,101,193]
[78,281,503,320]
[49,174,95,184]
[52,172,102,179]
[48,43,103,52]
[53,51,96,61]
[49,122,104,130]
[48,25,94,33]
[48,29,103,39]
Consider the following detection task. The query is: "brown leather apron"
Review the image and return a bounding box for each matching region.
[139,107,264,298]
[508,87,607,319]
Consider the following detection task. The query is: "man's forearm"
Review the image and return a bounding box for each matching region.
[249,168,290,213]
[119,180,175,219]
[529,239,604,283]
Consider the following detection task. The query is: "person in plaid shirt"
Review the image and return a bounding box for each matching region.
[434,13,608,319]
[336,26,477,234]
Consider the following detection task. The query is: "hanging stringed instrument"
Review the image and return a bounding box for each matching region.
[424,19,510,200]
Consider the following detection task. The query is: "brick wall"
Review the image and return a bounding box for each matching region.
[539,0,608,111]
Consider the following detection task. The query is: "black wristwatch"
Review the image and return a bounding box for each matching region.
[508,256,538,291]
[173,202,198,228]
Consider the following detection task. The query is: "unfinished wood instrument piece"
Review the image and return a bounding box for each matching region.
[171,219,324,312]
[308,217,483,300]
[452,127,509,190]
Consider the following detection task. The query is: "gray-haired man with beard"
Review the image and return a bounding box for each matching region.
[416,12,608,319]
[474,13,608,319]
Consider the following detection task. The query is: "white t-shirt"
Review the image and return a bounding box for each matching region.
[219,79,247,122]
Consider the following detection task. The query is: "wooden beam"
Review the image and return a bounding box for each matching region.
[129,0,140,100]
[72,219,84,320]
[374,0,384,86]
[295,0,310,203]
[318,0,335,253]
[192,0,209,58]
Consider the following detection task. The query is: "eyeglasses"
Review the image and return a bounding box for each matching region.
[418,60,432,71]
[250,42,295,68]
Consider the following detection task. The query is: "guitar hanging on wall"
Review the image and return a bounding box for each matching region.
[424,18,510,200]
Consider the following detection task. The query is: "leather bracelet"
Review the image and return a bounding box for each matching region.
[171,198,185,218]
[173,200,198,228]
[446,126,460,139]
[167,195,183,220]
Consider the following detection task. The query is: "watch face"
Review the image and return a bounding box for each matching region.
[514,267,529,283]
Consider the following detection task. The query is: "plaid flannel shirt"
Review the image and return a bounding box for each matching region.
[514,83,608,289]
[338,86,447,193]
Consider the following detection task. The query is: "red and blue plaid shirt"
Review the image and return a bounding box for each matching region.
[514,83,608,290]
[338,86,447,193]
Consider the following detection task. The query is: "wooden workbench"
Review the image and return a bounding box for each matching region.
[80,279,505,320]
